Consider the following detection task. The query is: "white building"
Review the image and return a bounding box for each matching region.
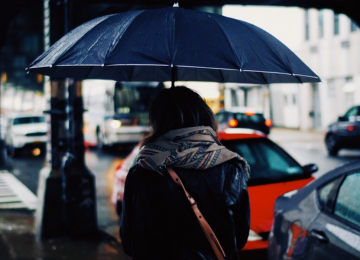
[299,8,360,130]
[223,6,360,131]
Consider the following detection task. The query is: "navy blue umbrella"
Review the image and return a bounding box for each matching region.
[27,6,320,85]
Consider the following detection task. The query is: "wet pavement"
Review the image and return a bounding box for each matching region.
[0,210,131,260]
[0,127,356,260]
[0,148,131,260]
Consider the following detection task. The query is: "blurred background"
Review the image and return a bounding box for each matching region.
[0,1,359,260]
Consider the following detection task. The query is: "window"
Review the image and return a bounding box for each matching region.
[328,79,336,98]
[334,173,360,227]
[215,112,228,125]
[221,138,303,185]
[318,182,335,206]
[344,106,358,121]
[334,14,340,35]
[305,9,310,41]
[13,116,46,125]
[319,10,324,38]
[350,20,358,32]
[317,177,342,209]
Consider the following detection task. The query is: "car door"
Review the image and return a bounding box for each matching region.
[306,172,360,260]
[221,137,315,250]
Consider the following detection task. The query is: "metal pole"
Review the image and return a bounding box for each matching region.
[36,0,97,239]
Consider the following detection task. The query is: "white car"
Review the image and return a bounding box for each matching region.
[4,114,48,156]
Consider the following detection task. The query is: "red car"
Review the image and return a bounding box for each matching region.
[111,129,318,256]
[111,144,141,216]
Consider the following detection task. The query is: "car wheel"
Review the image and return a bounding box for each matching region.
[326,134,339,156]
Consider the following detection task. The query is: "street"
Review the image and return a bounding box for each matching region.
[268,128,360,178]
[7,128,359,196]
[1,128,359,260]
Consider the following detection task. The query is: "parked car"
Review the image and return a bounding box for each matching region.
[325,105,360,156]
[268,160,360,260]
[215,108,273,135]
[4,113,47,156]
[111,143,141,216]
[112,128,318,255]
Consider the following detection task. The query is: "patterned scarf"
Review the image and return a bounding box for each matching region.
[137,126,249,177]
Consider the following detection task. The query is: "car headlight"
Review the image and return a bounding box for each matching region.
[110,120,122,129]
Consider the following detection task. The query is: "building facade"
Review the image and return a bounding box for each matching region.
[223,6,360,131]
[300,8,360,130]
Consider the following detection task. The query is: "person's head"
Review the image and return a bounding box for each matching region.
[142,86,218,146]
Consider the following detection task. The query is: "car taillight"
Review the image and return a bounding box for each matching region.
[133,117,138,126]
[265,119,273,127]
[115,163,122,171]
[244,111,255,116]
[348,125,354,131]
[228,119,238,127]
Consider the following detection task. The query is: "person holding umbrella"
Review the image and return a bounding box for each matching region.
[26,5,320,258]
[120,86,250,260]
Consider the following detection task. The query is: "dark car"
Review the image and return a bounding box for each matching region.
[215,108,273,135]
[325,105,360,156]
[268,160,360,260]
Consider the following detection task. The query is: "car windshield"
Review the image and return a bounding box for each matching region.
[221,138,304,186]
[13,116,46,125]
[233,113,265,124]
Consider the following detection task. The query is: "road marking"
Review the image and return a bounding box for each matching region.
[0,170,38,210]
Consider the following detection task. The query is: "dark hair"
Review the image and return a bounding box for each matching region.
[142,86,218,146]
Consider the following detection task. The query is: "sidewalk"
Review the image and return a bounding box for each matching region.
[0,209,131,260]
[0,156,131,260]
[0,127,325,260]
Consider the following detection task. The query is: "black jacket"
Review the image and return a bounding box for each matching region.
[120,160,250,260]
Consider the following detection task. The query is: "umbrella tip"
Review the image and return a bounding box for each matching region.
[173,0,179,7]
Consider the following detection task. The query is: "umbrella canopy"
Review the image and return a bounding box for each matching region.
[28,7,320,84]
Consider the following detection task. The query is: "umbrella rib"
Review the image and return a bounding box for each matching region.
[86,11,144,66]
[203,13,243,70]
[171,8,177,85]
[240,22,303,78]
[29,15,114,68]
[54,14,119,67]
[104,11,144,65]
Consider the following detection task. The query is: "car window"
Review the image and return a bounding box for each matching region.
[344,107,358,122]
[215,112,228,124]
[234,113,265,124]
[221,138,304,185]
[334,172,360,227]
[317,177,342,209]
[13,116,46,125]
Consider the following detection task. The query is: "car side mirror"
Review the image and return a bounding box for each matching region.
[303,163,318,175]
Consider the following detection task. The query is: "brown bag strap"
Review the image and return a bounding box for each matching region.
[167,167,226,260]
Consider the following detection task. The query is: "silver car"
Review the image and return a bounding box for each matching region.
[268,160,360,260]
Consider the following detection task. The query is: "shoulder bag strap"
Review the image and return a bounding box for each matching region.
[166,167,226,260]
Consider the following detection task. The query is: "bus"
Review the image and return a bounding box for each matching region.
[82,80,164,149]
